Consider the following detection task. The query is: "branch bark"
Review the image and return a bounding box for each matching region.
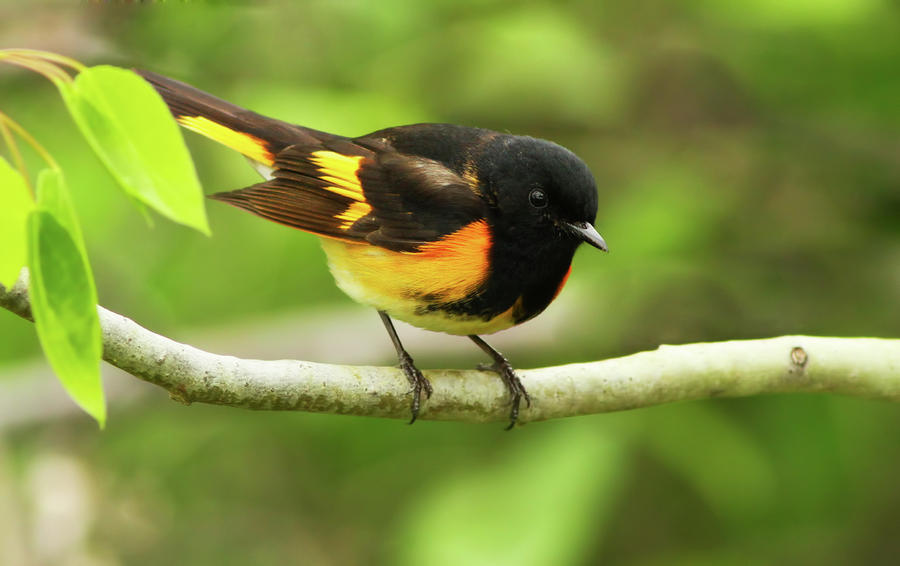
[2,274,899,424]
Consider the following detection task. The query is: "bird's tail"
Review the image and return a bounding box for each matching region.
[136,70,329,166]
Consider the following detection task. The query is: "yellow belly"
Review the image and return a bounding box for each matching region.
[320,237,518,335]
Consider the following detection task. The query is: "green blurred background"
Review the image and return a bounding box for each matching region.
[1,1,899,564]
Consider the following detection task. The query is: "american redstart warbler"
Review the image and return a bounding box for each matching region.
[137,70,608,428]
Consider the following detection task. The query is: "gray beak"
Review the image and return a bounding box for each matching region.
[567,221,608,252]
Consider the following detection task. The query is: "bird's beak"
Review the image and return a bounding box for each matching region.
[567,221,608,252]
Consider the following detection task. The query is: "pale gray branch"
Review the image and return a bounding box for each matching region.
[2,273,899,424]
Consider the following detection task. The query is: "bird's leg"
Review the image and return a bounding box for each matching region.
[378,311,433,423]
[468,335,531,430]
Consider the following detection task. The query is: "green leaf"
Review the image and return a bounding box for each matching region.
[0,156,34,286]
[27,175,105,426]
[36,169,85,254]
[59,65,210,235]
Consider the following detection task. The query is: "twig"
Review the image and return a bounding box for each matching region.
[2,271,898,424]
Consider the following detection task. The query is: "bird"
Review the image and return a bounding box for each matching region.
[137,70,608,429]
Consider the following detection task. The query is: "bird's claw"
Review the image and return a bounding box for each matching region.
[484,358,531,430]
[398,352,432,424]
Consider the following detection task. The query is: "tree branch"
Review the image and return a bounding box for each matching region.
[2,273,899,424]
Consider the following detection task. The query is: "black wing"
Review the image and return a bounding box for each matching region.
[212,137,488,252]
[138,70,489,251]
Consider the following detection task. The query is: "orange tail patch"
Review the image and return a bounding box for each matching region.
[177,115,275,165]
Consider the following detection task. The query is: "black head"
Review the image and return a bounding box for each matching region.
[476,135,607,251]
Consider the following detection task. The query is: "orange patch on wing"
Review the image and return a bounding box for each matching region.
[336,201,372,230]
[177,116,274,165]
[309,151,366,201]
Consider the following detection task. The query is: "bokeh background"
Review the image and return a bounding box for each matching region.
[2,1,899,564]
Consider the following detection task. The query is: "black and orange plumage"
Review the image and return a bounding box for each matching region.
[138,70,607,428]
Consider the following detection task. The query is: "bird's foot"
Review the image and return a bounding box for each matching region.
[485,358,531,430]
[398,351,432,424]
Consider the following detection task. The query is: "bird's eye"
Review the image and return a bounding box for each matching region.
[528,188,548,209]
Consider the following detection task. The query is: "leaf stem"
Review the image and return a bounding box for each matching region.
[0,116,33,197]
[0,48,86,73]
[0,111,60,173]
[2,55,73,85]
